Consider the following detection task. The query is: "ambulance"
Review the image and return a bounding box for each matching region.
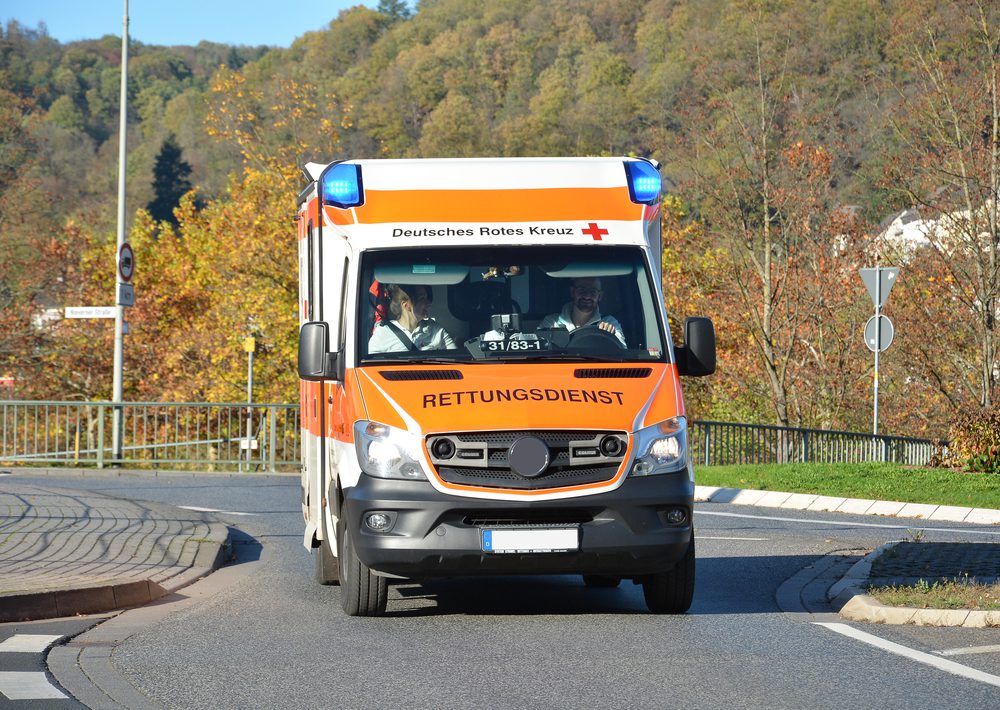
[296,157,715,616]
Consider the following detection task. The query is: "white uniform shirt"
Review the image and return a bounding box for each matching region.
[368,319,457,353]
[537,303,626,346]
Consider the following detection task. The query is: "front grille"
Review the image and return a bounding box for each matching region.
[427,430,628,491]
[463,509,596,526]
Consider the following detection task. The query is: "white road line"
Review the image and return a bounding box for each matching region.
[814,623,1000,688]
[178,505,255,516]
[699,536,770,541]
[0,634,63,653]
[697,509,1000,537]
[0,671,68,700]
[938,645,1000,657]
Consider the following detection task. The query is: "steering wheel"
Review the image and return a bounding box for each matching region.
[567,324,625,350]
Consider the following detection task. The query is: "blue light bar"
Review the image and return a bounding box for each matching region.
[624,160,661,205]
[321,163,363,208]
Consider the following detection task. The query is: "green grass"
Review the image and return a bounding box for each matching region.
[695,462,1000,509]
[867,578,1000,610]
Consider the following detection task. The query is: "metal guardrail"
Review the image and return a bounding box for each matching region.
[689,420,938,467]
[0,402,938,471]
[0,401,299,472]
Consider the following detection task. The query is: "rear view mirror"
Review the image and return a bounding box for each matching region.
[298,322,341,380]
[675,317,716,377]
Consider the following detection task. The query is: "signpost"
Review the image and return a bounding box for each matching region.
[858,266,900,438]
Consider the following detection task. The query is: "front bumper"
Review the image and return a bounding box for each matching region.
[342,472,693,579]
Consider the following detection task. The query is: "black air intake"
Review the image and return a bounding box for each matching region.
[574,367,652,379]
[379,370,463,381]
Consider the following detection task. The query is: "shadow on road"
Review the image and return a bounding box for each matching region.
[383,553,826,617]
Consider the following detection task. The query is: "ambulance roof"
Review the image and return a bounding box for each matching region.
[300,157,661,249]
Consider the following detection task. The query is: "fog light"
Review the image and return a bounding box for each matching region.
[632,460,654,476]
[665,508,687,525]
[366,513,392,531]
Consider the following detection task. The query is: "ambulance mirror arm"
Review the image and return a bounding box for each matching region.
[675,317,716,377]
[298,322,342,381]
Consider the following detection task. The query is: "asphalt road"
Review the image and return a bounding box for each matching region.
[13,472,1000,709]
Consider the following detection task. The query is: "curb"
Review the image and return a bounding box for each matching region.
[0,523,231,623]
[3,465,299,479]
[827,542,1000,628]
[694,485,1000,525]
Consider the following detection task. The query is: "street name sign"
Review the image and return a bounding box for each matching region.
[65,307,116,319]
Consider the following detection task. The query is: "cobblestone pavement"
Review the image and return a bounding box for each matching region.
[0,482,229,621]
[870,541,1000,585]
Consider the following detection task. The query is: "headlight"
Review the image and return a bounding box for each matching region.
[354,421,428,481]
[630,416,688,476]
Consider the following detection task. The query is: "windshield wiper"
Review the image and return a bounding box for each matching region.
[488,353,635,362]
[362,357,467,365]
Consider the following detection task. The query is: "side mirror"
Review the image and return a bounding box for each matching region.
[675,317,716,377]
[298,322,341,380]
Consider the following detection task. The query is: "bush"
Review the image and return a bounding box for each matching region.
[946,406,1000,473]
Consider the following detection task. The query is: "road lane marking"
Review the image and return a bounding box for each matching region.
[699,536,769,541]
[0,635,62,653]
[938,645,1000,657]
[814,622,1000,688]
[697,510,1000,537]
[0,671,68,700]
[178,505,255,516]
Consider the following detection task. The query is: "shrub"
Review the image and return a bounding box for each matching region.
[946,406,1000,473]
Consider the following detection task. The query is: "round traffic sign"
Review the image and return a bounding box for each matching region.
[118,243,135,282]
[864,314,894,352]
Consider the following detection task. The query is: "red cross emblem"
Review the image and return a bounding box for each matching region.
[582,222,608,240]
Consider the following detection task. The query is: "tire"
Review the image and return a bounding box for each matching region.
[642,536,695,614]
[582,574,621,588]
[337,517,388,617]
[314,512,339,586]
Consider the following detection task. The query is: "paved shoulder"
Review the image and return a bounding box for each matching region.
[0,483,229,622]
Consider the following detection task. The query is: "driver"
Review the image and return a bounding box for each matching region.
[368,284,457,353]
[538,277,626,346]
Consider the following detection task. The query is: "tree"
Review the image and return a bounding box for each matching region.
[147,133,192,224]
[882,0,1000,409]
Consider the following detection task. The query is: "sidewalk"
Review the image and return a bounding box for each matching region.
[0,482,230,622]
[696,484,1000,627]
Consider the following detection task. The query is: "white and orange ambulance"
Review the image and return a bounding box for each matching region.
[296,157,715,616]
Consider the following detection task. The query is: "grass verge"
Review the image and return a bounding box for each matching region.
[867,578,1000,610]
[695,462,1000,509]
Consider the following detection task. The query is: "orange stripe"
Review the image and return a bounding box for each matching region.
[324,187,641,224]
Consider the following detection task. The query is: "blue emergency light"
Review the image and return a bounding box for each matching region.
[321,163,364,208]
[624,160,661,204]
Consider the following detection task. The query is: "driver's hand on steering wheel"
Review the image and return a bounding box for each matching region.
[597,321,618,335]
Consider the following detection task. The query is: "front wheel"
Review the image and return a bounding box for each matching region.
[642,536,695,614]
[338,517,388,617]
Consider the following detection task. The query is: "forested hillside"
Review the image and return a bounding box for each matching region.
[1,0,997,437]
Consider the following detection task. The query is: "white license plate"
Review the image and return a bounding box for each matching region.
[481,528,579,553]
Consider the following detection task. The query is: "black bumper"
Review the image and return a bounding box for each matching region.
[342,472,693,579]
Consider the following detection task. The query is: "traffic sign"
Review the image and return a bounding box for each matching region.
[65,307,116,319]
[859,267,899,308]
[118,242,135,282]
[864,314,894,352]
[117,283,135,307]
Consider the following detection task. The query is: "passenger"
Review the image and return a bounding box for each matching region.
[538,277,626,346]
[368,284,457,353]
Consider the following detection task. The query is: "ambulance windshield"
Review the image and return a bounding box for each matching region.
[359,245,667,363]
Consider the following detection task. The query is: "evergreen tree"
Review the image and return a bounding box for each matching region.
[147,133,192,224]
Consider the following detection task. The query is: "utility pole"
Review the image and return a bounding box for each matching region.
[111,0,129,463]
